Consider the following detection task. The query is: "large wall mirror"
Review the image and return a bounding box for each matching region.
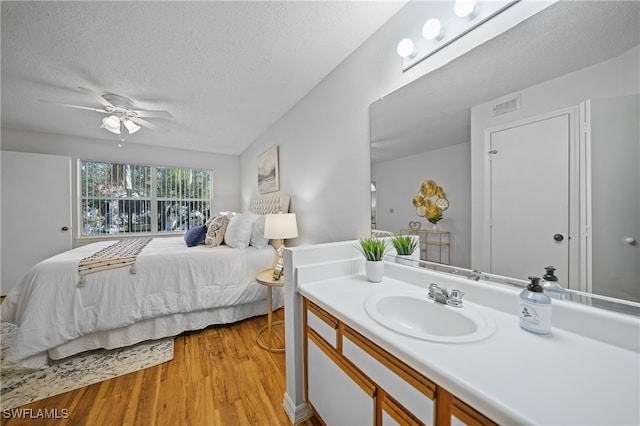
[371,1,639,314]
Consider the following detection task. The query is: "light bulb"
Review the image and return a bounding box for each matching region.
[454,0,478,18]
[423,18,445,40]
[396,38,417,58]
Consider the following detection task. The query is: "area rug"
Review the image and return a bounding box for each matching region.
[0,322,174,410]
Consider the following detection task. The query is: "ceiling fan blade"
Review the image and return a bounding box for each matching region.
[134,109,173,119]
[77,86,114,109]
[40,99,109,114]
[130,116,168,131]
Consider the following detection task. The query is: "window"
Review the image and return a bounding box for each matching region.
[80,161,212,237]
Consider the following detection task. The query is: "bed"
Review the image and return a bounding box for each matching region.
[1,195,289,370]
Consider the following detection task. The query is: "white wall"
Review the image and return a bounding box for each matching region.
[470,45,640,271]
[373,142,471,268]
[239,1,554,247]
[1,128,241,244]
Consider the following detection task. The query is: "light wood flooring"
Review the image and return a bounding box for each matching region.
[2,308,320,426]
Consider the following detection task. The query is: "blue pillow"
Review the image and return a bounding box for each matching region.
[184,225,207,247]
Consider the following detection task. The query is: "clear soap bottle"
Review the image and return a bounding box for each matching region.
[519,276,552,335]
[541,265,565,300]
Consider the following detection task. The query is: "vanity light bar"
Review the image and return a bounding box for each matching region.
[398,0,518,71]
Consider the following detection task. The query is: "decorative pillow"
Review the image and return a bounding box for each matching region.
[249,214,269,249]
[204,215,229,247]
[184,224,207,247]
[224,213,254,249]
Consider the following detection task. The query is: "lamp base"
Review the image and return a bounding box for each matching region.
[273,240,285,280]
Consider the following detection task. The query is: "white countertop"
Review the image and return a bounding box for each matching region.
[299,267,640,425]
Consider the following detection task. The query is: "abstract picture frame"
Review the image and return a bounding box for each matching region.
[257,145,280,194]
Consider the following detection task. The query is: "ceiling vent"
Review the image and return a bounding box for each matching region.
[492,94,521,116]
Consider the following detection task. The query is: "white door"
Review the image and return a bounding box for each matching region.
[589,95,640,302]
[1,151,72,295]
[489,112,573,285]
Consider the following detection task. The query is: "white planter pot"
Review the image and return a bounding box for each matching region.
[365,260,384,283]
[395,255,414,266]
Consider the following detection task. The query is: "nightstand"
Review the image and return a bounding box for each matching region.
[256,268,285,352]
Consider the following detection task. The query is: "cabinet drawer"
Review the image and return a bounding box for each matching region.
[305,299,339,349]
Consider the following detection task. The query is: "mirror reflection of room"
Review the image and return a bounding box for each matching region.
[371,0,639,309]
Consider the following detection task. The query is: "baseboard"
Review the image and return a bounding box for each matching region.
[282,392,313,425]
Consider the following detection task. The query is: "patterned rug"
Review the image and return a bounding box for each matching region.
[0,322,174,410]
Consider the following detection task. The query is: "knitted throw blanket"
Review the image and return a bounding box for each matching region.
[77,238,152,286]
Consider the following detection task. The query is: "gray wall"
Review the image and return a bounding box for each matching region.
[472,46,639,268]
[373,142,471,268]
[1,1,553,250]
[1,128,240,245]
[238,1,550,247]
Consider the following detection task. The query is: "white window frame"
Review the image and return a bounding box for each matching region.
[79,160,213,238]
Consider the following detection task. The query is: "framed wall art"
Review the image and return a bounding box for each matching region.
[257,145,280,194]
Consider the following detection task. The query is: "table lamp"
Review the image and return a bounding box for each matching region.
[264,213,298,280]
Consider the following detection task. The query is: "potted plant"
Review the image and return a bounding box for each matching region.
[391,235,418,266]
[356,237,389,282]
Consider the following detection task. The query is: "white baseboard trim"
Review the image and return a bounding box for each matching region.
[282,392,313,424]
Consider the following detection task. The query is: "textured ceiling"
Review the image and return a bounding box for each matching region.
[1,1,405,154]
[371,0,640,163]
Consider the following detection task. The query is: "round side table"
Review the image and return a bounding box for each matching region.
[256,268,285,352]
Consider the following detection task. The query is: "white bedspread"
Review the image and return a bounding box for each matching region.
[1,237,274,370]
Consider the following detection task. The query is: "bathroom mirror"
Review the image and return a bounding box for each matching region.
[371,1,639,313]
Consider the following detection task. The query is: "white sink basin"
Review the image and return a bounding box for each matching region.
[365,291,496,343]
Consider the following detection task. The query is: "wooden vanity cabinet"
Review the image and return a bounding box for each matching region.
[303,298,497,426]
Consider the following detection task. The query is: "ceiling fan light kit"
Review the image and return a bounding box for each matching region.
[44,86,172,139]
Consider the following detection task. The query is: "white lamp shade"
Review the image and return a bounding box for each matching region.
[264,213,298,239]
[102,115,121,134]
[124,119,141,134]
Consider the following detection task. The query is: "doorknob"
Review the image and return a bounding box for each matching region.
[61,226,69,232]
[553,234,564,242]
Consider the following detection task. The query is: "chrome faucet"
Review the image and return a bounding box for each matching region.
[468,269,481,281]
[428,283,465,307]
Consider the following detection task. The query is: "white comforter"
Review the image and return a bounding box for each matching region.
[1,237,274,370]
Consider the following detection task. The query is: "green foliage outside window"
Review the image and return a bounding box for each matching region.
[81,161,212,237]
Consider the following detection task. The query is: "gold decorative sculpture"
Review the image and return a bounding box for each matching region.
[413,180,449,230]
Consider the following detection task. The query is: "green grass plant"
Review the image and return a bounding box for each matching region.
[356,237,389,261]
[391,235,418,256]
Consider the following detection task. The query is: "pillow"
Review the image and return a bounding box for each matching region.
[249,214,269,249]
[184,224,207,247]
[224,213,254,249]
[204,214,229,247]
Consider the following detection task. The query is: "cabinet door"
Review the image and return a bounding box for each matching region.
[342,329,435,425]
[307,332,375,426]
[1,151,72,295]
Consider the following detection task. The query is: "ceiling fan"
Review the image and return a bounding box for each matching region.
[42,87,173,135]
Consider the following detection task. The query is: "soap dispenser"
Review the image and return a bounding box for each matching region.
[519,276,552,335]
[541,265,565,300]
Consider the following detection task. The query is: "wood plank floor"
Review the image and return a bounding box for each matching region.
[2,309,320,426]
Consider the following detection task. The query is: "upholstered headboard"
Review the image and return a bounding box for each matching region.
[248,194,290,215]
